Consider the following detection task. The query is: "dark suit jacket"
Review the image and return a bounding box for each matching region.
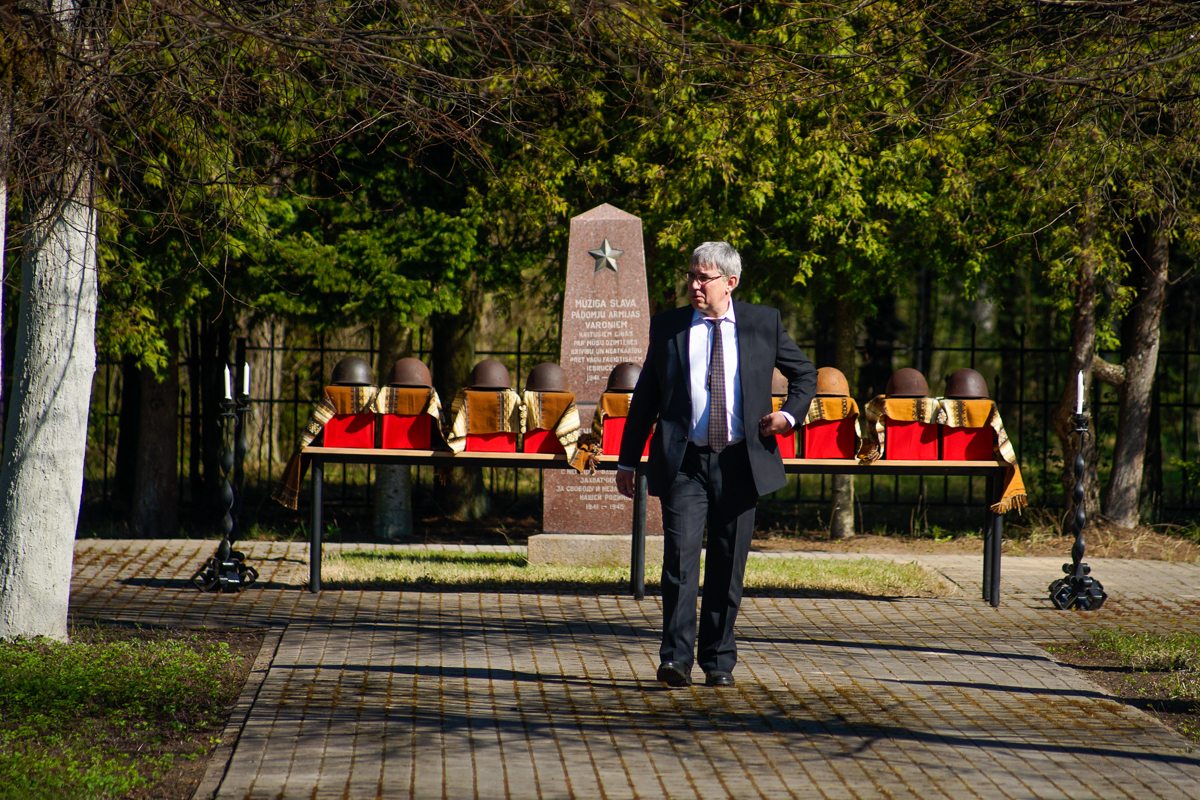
[618,300,817,498]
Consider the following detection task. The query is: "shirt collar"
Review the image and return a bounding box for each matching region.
[691,299,736,326]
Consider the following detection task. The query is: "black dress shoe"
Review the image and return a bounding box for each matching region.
[656,661,692,687]
[704,670,735,687]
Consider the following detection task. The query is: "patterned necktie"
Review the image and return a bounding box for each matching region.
[707,318,727,453]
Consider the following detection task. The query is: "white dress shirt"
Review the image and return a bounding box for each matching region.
[689,305,743,446]
[616,299,796,473]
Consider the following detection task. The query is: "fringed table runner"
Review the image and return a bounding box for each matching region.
[374,386,446,449]
[802,395,861,452]
[803,396,860,425]
[444,388,523,454]
[521,390,581,462]
[937,398,1027,514]
[375,386,441,419]
[272,385,378,510]
[858,396,939,462]
[570,392,634,473]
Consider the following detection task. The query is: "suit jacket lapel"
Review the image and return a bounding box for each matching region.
[735,300,750,426]
[672,308,692,403]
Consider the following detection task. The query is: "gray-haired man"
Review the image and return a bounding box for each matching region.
[616,241,817,687]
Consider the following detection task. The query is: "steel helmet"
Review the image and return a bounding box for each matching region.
[330,356,374,386]
[386,357,433,388]
[468,358,512,390]
[525,362,569,393]
[606,362,641,393]
[771,369,788,396]
[885,367,929,398]
[816,367,850,397]
[944,368,989,399]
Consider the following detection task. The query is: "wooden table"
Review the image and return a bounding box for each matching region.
[301,447,1010,605]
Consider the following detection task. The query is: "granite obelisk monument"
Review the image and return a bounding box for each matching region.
[539,203,663,548]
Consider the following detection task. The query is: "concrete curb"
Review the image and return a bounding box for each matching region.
[194,625,285,800]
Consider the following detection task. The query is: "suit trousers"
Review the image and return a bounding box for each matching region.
[659,440,758,674]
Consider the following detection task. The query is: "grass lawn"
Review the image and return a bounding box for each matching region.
[0,623,262,800]
[319,549,955,598]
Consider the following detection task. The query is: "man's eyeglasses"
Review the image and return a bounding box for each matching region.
[684,271,726,288]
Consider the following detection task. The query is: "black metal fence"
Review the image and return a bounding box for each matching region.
[83,322,1200,524]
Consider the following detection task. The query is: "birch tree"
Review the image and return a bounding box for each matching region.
[0,0,99,640]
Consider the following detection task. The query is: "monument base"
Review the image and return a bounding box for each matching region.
[527,533,664,568]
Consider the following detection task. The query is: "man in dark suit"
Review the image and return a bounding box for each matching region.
[616,241,817,688]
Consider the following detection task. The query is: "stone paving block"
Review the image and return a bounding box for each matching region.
[66,541,1200,799]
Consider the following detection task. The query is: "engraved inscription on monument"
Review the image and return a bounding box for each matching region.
[544,203,661,535]
[566,296,645,409]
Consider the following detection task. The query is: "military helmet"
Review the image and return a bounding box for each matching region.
[386,357,432,388]
[771,368,788,396]
[606,362,641,393]
[330,356,374,387]
[525,362,569,393]
[816,367,850,397]
[468,358,512,390]
[944,368,989,399]
[885,367,929,398]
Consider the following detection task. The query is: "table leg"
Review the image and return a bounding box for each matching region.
[310,459,323,593]
[989,473,1003,607]
[631,467,647,600]
[983,477,994,604]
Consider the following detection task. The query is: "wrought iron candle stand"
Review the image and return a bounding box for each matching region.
[191,393,259,592]
[1048,412,1107,610]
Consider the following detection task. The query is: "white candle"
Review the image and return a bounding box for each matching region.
[1076,370,1084,414]
[224,366,232,400]
[243,363,250,397]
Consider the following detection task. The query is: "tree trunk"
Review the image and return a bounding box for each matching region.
[199,318,231,511]
[131,330,180,537]
[431,306,488,520]
[187,321,203,503]
[1104,213,1170,528]
[829,293,857,540]
[858,293,899,401]
[1142,373,1163,523]
[373,319,414,539]
[112,354,141,511]
[914,262,934,374]
[245,317,286,475]
[1052,203,1104,524]
[995,267,1023,438]
[0,164,98,641]
[0,57,9,420]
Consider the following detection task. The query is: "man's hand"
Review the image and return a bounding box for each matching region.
[616,468,636,498]
[758,411,793,437]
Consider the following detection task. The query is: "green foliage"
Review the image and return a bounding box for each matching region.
[0,629,238,799]
[1170,458,1200,490]
[0,745,147,800]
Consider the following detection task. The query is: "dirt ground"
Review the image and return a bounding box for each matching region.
[750,523,1200,562]
[383,512,1200,564]
[1045,640,1200,746]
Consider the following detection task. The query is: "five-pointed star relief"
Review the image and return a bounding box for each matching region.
[589,239,623,273]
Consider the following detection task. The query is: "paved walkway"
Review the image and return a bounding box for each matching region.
[70,539,1200,800]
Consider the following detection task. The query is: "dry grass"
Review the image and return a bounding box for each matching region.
[753,512,1200,563]
[743,557,955,598]
[317,549,954,599]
